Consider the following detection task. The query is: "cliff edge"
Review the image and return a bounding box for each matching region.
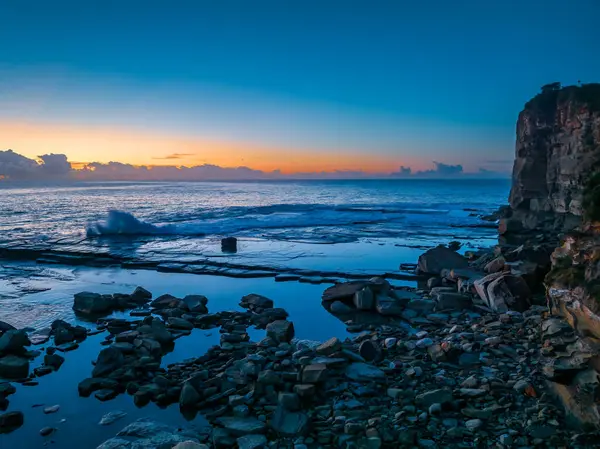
[504,82,600,233]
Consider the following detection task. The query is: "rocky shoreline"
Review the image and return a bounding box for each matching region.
[0,241,597,447]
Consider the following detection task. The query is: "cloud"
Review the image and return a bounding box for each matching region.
[0,149,509,181]
[152,153,196,160]
[39,153,72,176]
[0,149,45,179]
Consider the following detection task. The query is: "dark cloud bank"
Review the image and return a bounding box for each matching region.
[0,149,509,181]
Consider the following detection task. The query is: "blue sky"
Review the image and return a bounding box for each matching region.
[1,0,598,174]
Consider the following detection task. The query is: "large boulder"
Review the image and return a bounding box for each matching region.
[150,294,187,310]
[0,355,29,379]
[97,418,201,449]
[0,411,24,434]
[0,330,30,355]
[240,294,273,311]
[475,273,531,312]
[417,246,469,275]
[353,287,374,310]
[266,320,295,343]
[182,295,209,314]
[92,347,124,378]
[73,292,115,316]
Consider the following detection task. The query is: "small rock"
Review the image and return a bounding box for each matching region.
[40,426,55,437]
[99,410,127,426]
[43,405,60,414]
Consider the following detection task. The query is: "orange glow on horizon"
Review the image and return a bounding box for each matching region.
[0,120,425,174]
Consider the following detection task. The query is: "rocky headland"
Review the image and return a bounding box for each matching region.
[1,83,600,447]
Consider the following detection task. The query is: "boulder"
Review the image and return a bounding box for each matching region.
[485,256,506,273]
[0,321,15,334]
[0,330,30,355]
[240,294,273,311]
[434,292,471,311]
[359,340,381,362]
[179,382,201,409]
[353,287,374,310]
[221,237,238,253]
[270,405,309,436]
[375,295,404,316]
[168,317,193,330]
[92,347,124,378]
[237,435,267,449]
[417,246,469,275]
[266,320,294,343]
[487,274,531,312]
[182,295,209,313]
[475,273,531,312]
[345,363,385,382]
[216,417,266,436]
[0,411,23,434]
[97,418,201,449]
[316,337,341,355]
[150,294,187,310]
[0,355,29,379]
[131,286,152,303]
[44,353,65,370]
[322,281,367,302]
[73,292,116,315]
[330,301,354,314]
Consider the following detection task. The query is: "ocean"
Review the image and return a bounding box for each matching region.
[1,178,509,246]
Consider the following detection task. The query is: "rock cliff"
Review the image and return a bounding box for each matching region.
[506,83,600,429]
[505,83,600,233]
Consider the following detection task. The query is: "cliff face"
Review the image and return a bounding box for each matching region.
[503,84,600,429]
[508,84,600,230]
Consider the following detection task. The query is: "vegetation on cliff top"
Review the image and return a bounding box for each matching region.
[525,82,600,115]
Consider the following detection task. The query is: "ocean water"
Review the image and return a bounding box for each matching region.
[0,178,509,244]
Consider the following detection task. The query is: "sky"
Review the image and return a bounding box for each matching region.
[1,0,599,179]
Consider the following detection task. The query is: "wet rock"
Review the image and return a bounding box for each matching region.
[0,321,16,334]
[266,320,295,343]
[330,301,353,314]
[375,295,404,316]
[78,378,119,397]
[97,418,201,448]
[237,434,267,449]
[302,364,328,384]
[150,294,187,310]
[99,410,127,426]
[0,411,23,434]
[322,281,367,302]
[182,295,209,313]
[434,292,471,311]
[270,405,309,436]
[0,355,29,379]
[417,245,469,275]
[216,416,266,436]
[173,443,209,449]
[95,389,119,401]
[316,337,341,355]
[131,286,152,303]
[0,330,30,355]
[92,346,124,378]
[415,389,453,408]
[359,340,381,362]
[179,382,201,409]
[345,363,385,382]
[43,405,60,414]
[40,426,55,436]
[240,294,274,311]
[168,317,194,330]
[353,287,374,310]
[73,292,115,316]
[221,237,238,253]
